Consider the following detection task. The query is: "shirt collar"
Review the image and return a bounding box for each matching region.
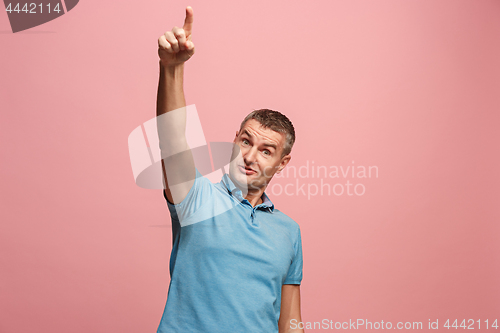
[221,172,275,212]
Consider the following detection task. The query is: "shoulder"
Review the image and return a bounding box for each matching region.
[273,208,297,223]
[273,209,302,255]
[272,209,300,231]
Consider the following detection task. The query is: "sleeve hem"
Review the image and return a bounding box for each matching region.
[283,280,301,285]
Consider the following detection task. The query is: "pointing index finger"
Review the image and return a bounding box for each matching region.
[183,6,194,37]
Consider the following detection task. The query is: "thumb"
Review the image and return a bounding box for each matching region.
[185,40,195,54]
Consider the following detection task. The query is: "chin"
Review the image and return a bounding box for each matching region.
[229,163,248,186]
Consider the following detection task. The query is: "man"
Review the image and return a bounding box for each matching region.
[156,6,304,333]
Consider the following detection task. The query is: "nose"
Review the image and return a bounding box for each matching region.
[243,146,258,165]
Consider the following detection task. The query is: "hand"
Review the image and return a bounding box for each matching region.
[158,6,195,67]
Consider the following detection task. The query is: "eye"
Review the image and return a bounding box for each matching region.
[263,150,271,156]
[242,139,249,146]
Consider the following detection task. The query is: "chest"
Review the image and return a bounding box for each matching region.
[177,207,295,281]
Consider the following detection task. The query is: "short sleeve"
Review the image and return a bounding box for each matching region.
[163,168,213,225]
[283,226,303,285]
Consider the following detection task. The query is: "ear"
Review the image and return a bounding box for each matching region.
[233,130,239,143]
[276,155,291,174]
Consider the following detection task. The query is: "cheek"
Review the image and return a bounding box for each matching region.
[230,144,242,158]
[260,162,278,177]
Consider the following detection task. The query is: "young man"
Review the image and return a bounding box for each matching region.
[156,6,304,333]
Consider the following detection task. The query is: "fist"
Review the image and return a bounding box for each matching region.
[158,6,195,67]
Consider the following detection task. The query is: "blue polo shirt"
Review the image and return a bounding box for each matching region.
[157,169,303,333]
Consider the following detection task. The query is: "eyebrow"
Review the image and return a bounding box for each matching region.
[241,130,278,150]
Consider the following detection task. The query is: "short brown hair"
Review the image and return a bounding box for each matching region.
[239,109,295,157]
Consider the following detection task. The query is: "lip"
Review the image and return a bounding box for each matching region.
[238,165,256,175]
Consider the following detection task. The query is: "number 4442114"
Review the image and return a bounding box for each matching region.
[6,3,62,14]
[444,319,498,330]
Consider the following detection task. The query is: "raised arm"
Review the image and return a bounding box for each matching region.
[157,6,196,204]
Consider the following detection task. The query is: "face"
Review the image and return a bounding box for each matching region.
[229,119,291,193]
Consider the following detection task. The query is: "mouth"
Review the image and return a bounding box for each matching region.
[238,165,256,175]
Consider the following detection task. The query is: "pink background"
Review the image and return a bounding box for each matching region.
[1,0,499,332]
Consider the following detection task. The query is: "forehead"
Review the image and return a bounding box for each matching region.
[239,119,286,145]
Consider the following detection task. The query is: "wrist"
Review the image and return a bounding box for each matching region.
[160,61,184,74]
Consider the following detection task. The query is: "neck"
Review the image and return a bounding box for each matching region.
[244,190,264,207]
[228,174,266,207]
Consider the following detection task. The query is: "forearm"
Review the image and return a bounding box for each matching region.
[279,318,305,333]
[156,62,186,117]
[279,285,304,333]
[289,327,304,333]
